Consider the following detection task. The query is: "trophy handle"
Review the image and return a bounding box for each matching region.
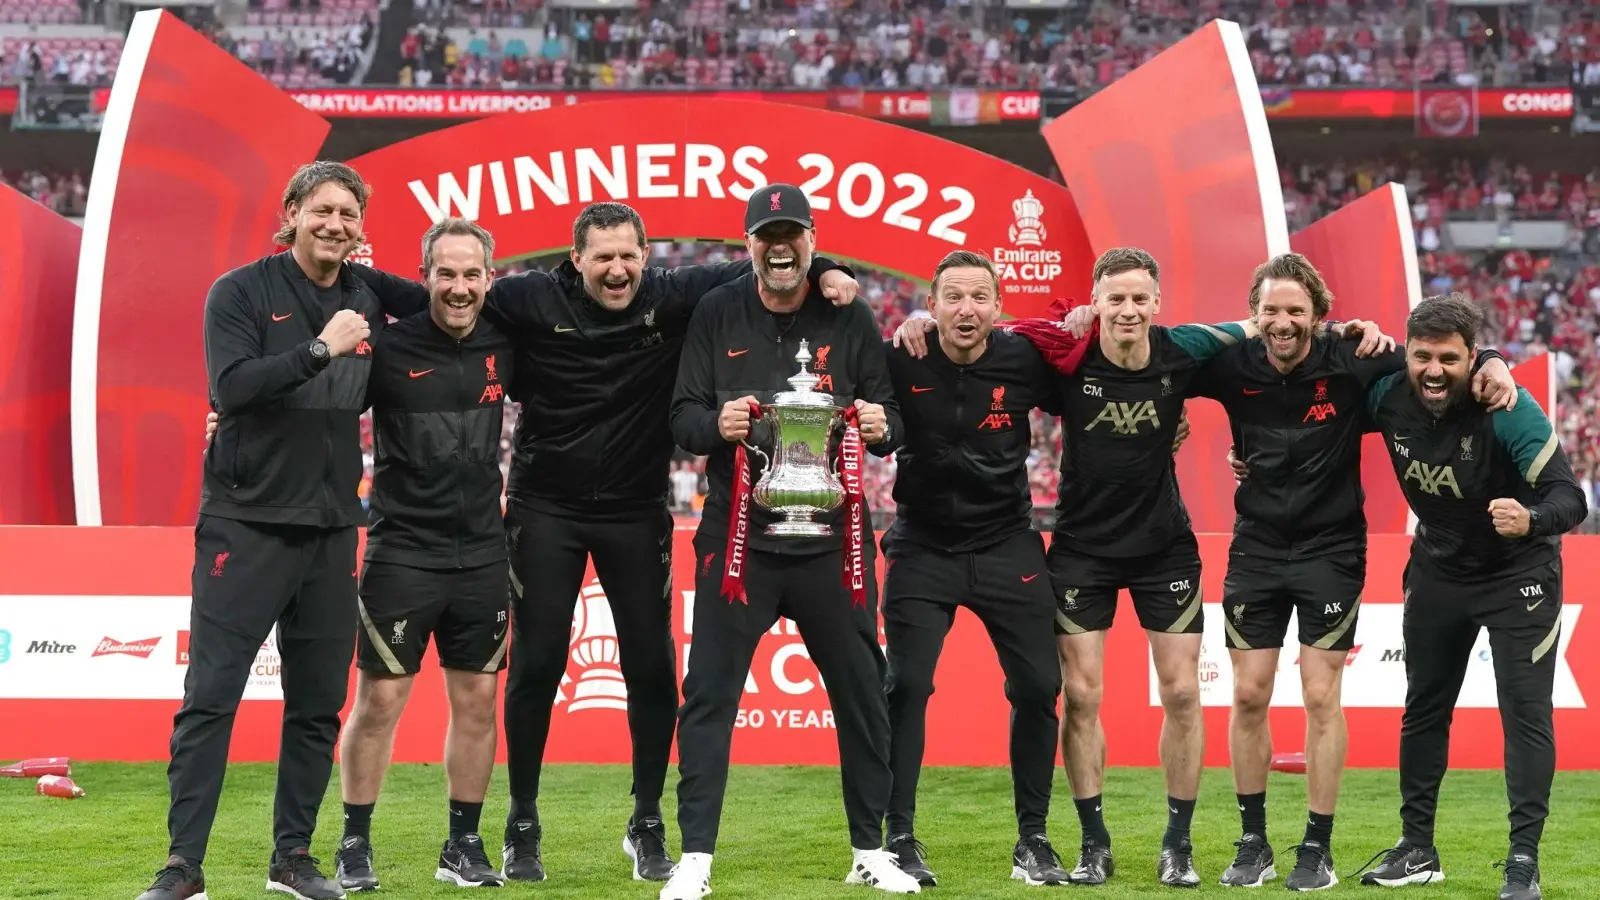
[742,439,770,473]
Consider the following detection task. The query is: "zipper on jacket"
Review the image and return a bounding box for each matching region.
[952,369,965,527]
[1279,374,1295,555]
[456,339,467,570]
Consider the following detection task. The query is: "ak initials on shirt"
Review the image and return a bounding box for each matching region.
[1085,400,1160,435]
[1404,459,1463,499]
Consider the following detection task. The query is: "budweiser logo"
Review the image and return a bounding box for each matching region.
[93,636,161,659]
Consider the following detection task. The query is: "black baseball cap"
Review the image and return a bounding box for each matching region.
[745,183,814,234]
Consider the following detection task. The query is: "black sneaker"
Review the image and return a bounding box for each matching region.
[1285,841,1337,891]
[334,836,378,893]
[267,849,346,900]
[623,815,675,882]
[1219,834,1275,887]
[501,820,545,882]
[886,833,937,887]
[438,834,505,888]
[1355,840,1444,887]
[1011,833,1069,886]
[135,855,206,900]
[1068,841,1114,885]
[1495,854,1541,900]
[1158,838,1201,888]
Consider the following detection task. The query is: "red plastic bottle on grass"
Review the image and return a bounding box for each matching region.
[36,775,85,799]
[1,757,71,778]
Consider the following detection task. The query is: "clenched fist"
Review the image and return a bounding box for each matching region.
[1489,498,1531,537]
[719,396,758,443]
[319,309,371,357]
[854,399,888,444]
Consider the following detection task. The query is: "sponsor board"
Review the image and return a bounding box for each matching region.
[1163,603,1586,709]
[0,527,1597,770]
[0,595,283,700]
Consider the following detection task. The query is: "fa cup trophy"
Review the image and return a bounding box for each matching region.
[744,340,848,537]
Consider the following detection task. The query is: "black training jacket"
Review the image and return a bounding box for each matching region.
[1367,379,1588,580]
[354,255,848,521]
[670,275,902,556]
[1193,335,1505,561]
[363,311,515,569]
[884,330,1060,554]
[201,252,382,528]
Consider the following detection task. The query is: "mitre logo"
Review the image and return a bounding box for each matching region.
[555,579,628,713]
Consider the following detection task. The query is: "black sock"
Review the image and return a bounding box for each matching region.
[1074,795,1110,846]
[633,797,662,824]
[342,803,374,842]
[1304,811,1334,847]
[450,800,483,840]
[1238,792,1267,840]
[1163,797,1196,849]
[507,799,539,830]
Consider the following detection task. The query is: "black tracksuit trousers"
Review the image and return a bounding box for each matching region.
[168,515,358,863]
[1399,558,1563,858]
[881,530,1061,839]
[501,501,679,825]
[677,534,891,854]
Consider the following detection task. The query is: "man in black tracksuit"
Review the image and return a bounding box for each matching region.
[139,162,381,900]
[1193,253,1516,891]
[352,202,857,882]
[661,185,919,900]
[328,219,516,892]
[877,250,1069,889]
[1355,294,1587,900]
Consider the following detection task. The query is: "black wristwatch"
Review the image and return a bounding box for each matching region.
[1526,506,1542,537]
[309,338,331,364]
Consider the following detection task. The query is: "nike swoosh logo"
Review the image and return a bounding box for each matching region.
[554,325,577,333]
[409,369,434,378]
[1242,388,1264,395]
[911,386,934,393]
[1527,599,1544,612]
[1021,574,1039,582]
[271,312,292,322]
[1394,435,1410,441]
[493,627,508,641]
[727,348,749,357]
[1404,862,1429,874]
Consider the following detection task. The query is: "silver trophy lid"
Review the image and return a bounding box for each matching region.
[772,340,838,407]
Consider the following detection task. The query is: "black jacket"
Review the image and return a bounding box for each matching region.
[670,275,902,556]
[354,255,848,521]
[1193,335,1505,561]
[363,312,515,569]
[884,330,1059,554]
[1367,379,1588,580]
[201,252,382,528]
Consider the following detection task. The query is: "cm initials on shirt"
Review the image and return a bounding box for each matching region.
[1084,400,1160,435]
[1405,460,1463,499]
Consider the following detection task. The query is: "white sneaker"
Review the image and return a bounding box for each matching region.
[659,852,713,900]
[845,848,922,893]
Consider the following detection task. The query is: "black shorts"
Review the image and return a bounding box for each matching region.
[1220,551,1365,652]
[1047,532,1203,635]
[357,560,510,675]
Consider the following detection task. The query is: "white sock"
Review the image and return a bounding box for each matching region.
[679,852,713,869]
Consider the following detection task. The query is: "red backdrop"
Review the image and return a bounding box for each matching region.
[0,527,1594,771]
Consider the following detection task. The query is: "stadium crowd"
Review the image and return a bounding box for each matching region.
[5,0,1598,90]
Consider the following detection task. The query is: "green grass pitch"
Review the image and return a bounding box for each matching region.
[12,763,1598,898]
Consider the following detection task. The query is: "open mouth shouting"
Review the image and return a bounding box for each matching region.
[1419,374,1451,403]
[953,320,979,339]
[765,251,797,276]
[600,275,632,300]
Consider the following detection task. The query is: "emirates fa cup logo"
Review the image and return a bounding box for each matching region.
[555,579,629,713]
[1009,190,1047,247]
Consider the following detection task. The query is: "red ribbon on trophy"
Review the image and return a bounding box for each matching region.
[722,399,764,603]
[838,405,867,608]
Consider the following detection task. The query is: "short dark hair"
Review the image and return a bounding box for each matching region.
[421,217,495,273]
[273,160,370,246]
[1092,247,1160,285]
[931,249,999,294]
[1407,292,1484,350]
[1248,252,1334,318]
[572,202,646,254]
